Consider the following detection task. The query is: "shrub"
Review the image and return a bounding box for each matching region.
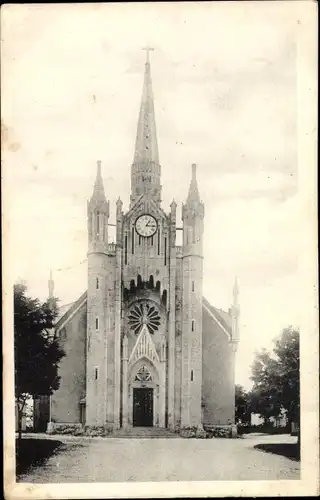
[84,425,112,437]
[73,428,84,436]
[47,423,83,435]
[237,423,290,435]
[203,425,233,438]
[180,426,208,439]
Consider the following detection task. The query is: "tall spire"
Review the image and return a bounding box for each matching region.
[131,48,161,206]
[134,47,159,164]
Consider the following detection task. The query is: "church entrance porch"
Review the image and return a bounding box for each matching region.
[133,388,153,427]
[124,358,165,428]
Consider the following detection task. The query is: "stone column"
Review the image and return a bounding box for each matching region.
[122,335,128,428]
[159,337,166,428]
[168,201,177,429]
[181,255,191,428]
[113,200,123,429]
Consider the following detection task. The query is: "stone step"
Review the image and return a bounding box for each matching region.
[112,427,179,438]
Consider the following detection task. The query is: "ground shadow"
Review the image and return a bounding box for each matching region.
[16,438,63,476]
[254,443,300,462]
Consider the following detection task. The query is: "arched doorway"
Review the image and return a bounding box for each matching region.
[122,324,167,429]
[132,365,154,427]
[128,359,162,427]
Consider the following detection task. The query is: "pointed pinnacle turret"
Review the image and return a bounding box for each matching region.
[87,160,109,252]
[91,160,106,202]
[187,163,201,204]
[233,276,239,307]
[183,163,204,220]
[231,276,240,347]
[48,269,54,299]
[170,198,177,210]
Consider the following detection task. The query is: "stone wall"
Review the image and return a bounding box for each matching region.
[174,255,183,427]
[202,306,235,426]
[51,302,87,423]
[86,253,116,426]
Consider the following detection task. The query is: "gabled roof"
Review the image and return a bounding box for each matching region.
[56,302,75,322]
[203,296,232,339]
[55,292,232,339]
[128,324,160,369]
[125,193,169,222]
[55,291,87,331]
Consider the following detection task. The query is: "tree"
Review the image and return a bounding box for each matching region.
[273,327,300,427]
[250,326,300,430]
[249,349,283,424]
[14,283,65,440]
[235,384,251,424]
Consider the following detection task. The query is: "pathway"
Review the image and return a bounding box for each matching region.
[18,433,300,482]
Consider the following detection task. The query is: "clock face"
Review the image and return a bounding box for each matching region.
[135,214,158,237]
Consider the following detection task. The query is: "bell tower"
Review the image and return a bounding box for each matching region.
[181,163,205,428]
[86,160,111,425]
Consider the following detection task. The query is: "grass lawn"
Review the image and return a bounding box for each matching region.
[254,442,300,461]
[16,438,63,476]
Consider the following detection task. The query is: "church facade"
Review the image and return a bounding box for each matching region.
[38,53,240,433]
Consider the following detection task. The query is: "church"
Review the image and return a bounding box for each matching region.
[35,51,240,433]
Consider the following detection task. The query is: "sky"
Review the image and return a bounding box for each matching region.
[2,3,303,389]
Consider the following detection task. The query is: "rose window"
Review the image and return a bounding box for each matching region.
[128,302,161,334]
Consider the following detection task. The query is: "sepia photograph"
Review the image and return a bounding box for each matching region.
[2,2,318,498]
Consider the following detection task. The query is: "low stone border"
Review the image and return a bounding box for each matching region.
[46,422,238,438]
[47,423,113,437]
[202,424,238,438]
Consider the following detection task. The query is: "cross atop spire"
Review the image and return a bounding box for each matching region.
[142,46,154,64]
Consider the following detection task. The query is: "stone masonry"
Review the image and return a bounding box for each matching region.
[34,52,240,433]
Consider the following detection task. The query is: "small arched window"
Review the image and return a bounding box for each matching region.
[191,319,195,332]
[124,235,128,264]
[132,227,135,254]
[89,213,93,238]
[164,237,167,265]
[96,317,99,330]
[96,277,99,290]
[192,281,195,292]
[96,211,100,235]
[191,369,194,382]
